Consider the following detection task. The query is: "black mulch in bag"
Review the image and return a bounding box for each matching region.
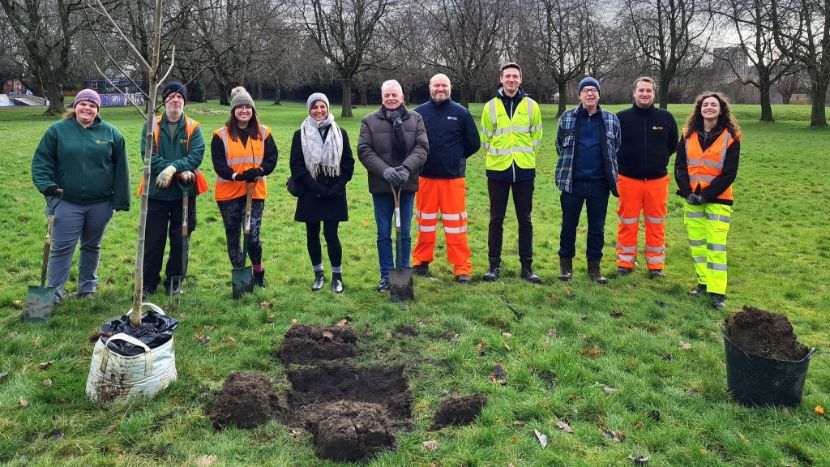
[99,311,179,356]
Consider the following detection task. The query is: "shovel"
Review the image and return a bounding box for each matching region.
[231,182,255,299]
[389,184,414,302]
[169,180,197,309]
[22,190,62,322]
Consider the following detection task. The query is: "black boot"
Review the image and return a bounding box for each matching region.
[483,258,501,282]
[311,270,325,291]
[253,269,267,288]
[688,284,707,297]
[710,293,726,309]
[520,260,542,284]
[331,272,344,293]
[558,257,573,281]
[413,262,430,276]
[587,261,608,284]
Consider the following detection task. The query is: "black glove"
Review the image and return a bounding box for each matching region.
[241,168,262,181]
[686,193,704,205]
[44,186,61,197]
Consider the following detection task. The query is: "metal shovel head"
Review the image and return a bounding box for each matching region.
[390,268,414,302]
[232,267,254,299]
[22,286,56,322]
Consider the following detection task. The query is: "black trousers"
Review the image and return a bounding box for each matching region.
[487,178,534,263]
[143,197,197,291]
[306,221,342,267]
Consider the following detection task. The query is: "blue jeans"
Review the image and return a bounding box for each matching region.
[373,192,415,278]
[558,180,610,261]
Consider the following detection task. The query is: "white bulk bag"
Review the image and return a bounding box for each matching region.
[85,303,177,403]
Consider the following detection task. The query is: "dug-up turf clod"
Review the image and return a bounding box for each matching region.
[430,393,487,430]
[724,306,809,361]
[277,325,357,364]
[210,372,280,429]
[305,400,396,463]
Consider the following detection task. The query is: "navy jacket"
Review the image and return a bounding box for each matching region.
[415,98,480,178]
[617,104,678,180]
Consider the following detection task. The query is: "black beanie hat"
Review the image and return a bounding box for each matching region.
[163,81,187,102]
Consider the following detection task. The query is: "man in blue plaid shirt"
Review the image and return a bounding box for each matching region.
[554,77,620,284]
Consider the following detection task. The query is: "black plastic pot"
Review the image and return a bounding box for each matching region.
[723,329,815,407]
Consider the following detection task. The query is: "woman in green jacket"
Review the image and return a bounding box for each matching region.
[31,89,130,304]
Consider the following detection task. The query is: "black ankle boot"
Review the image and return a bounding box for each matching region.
[559,257,573,281]
[331,272,343,293]
[311,270,325,291]
[253,269,267,288]
[520,260,542,284]
[587,261,607,284]
[483,258,501,282]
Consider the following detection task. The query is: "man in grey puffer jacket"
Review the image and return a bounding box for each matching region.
[358,79,429,291]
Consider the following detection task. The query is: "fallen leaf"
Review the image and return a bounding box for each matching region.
[737,431,748,444]
[603,385,617,394]
[192,454,218,466]
[503,344,511,352]
[39,360,55,370]
[335,319,349,327]
[386,331,394,338]
[602,430,623,442]
[679,342,692,350]
[549,293,558,303]
[565,289,574,299]
[476,340,486,356]
[628,454,649,463]
[610,310,624,318]
[43,379,53,388]
[290,319,298,326]
[105,423,117,434]
[546,328,557,338]
[502,332,513,339]
[259,301,272,309]
[512,420,525,426]
[47,429,64,440]
[582,347,602,358]
[556,420,574,433]
[661,354,673,361]
[490,363,507,385]
[222,335,236,344]
[321,330,334,340]
[0,372,8,383]
[418,319,435,325]
[19,398,29,408]
[422,440,439,451]
[541,342,550,350]
[195,334,210,345]
[534,429,548,449]
[816,405,825,416]
[290,429,303,437]
[634,422,645,429]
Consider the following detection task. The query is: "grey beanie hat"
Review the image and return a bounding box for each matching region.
[230,86,255,110]
[306,92,330,113]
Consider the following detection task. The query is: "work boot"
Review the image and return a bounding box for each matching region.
[648,269,664,279]
[311,270,325,291]
[558,257,573,281]
[587,261,608,284]
[483,258,501,282]
[413,262,430,276]
[331,273,344,294]
[253,269,267,288]
[377,276,391,292]
[710,293,727,309]
[520,260,542,284]
[616,266,632,276]
[688,284,707,297]
[456,274,470,284]
[77,291,96,299]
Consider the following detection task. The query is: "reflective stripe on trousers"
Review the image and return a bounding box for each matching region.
[615,175,669,269]
[684,201,731,294]
[413,177,472,276]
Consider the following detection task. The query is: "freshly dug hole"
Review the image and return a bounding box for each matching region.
[277,325,357,364]
[430,394,487,429]
[305,400,396,463]
[210,372,279,429]
[724,306,808,360]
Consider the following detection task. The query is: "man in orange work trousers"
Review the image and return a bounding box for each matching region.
[615,77,678,278]
[412,74,481,283]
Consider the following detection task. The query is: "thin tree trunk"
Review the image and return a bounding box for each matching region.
[341,76,353,118]
[658,78,670,110]
[759,77,774,122]
[557,81,568,116]
[459,85,470,108]
[273,83,281,105]
[359,83,368,106]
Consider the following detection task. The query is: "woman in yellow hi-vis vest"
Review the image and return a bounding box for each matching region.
[674,92,741,309]
[211,87,278,288]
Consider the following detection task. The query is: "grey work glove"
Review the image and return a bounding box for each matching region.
[394,166,410,187]
[155,165,177,188]
[382,167,399,185]
[686,193,704,205]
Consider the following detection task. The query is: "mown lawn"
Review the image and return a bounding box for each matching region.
[0,101,828,466]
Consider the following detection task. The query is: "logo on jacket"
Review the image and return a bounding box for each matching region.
[95,140,110,144]
[652,126,664,131]
[447,116,458,120]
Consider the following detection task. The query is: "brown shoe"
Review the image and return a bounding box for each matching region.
[588,261,608,284]
[558,257,573,281]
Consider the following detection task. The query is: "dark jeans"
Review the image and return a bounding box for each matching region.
[306,221,342,267]
[559,179,610,261]
[218,197,265,268]
[144,197,197,291]
[372,192,415,277]
[487,178,534,262]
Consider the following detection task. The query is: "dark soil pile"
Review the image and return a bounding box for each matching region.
[210,372,280,429]
[394,324,418,337]
[305,400,396,462]
[724,306,809,360]
[430,394,487,430]
[277,325,357,364]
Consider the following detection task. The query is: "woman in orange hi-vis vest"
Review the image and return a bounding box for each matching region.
[674,92,741,309]
[211,87,278,287]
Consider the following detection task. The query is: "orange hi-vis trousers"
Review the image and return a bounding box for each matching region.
[615,174,669,270]
[413,177,472,276]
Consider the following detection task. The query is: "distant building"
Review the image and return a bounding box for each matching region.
[712,47,752,82]
[82,79,146,107]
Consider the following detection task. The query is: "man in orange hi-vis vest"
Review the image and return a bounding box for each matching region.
[412,74,481,283]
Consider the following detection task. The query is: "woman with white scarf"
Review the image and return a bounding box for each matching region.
[290,93,354,293]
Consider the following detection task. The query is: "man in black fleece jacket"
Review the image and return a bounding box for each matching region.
[615,77,678,279]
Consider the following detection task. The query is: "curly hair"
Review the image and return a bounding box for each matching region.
[682,92,741,140]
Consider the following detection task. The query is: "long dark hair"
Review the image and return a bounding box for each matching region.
[683,92,741,140]
[225,108,261,142]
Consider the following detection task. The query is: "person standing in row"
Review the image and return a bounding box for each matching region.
[675,92,741,309]
[31,89,130,304]
[290,93,354,293]
[211,86,277,288]
[357,79,428,292]
[554,77,620,284]
[139,81,206,298]
[412,74,480,283]
[480,62,543,284]
[615,77,678,279]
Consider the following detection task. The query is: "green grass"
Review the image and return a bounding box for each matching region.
[1,101,828,465]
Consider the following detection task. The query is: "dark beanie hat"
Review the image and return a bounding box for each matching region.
[163,81,187,102]
[578,77,600,94]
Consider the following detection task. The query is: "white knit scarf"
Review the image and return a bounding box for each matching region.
[300,113,342,179]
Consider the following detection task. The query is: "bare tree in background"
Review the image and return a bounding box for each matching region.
[623,0,711,108]
[770,0,829,127]
[776,68,806,104]
[301,0,391,117]
[0,0,84,114]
